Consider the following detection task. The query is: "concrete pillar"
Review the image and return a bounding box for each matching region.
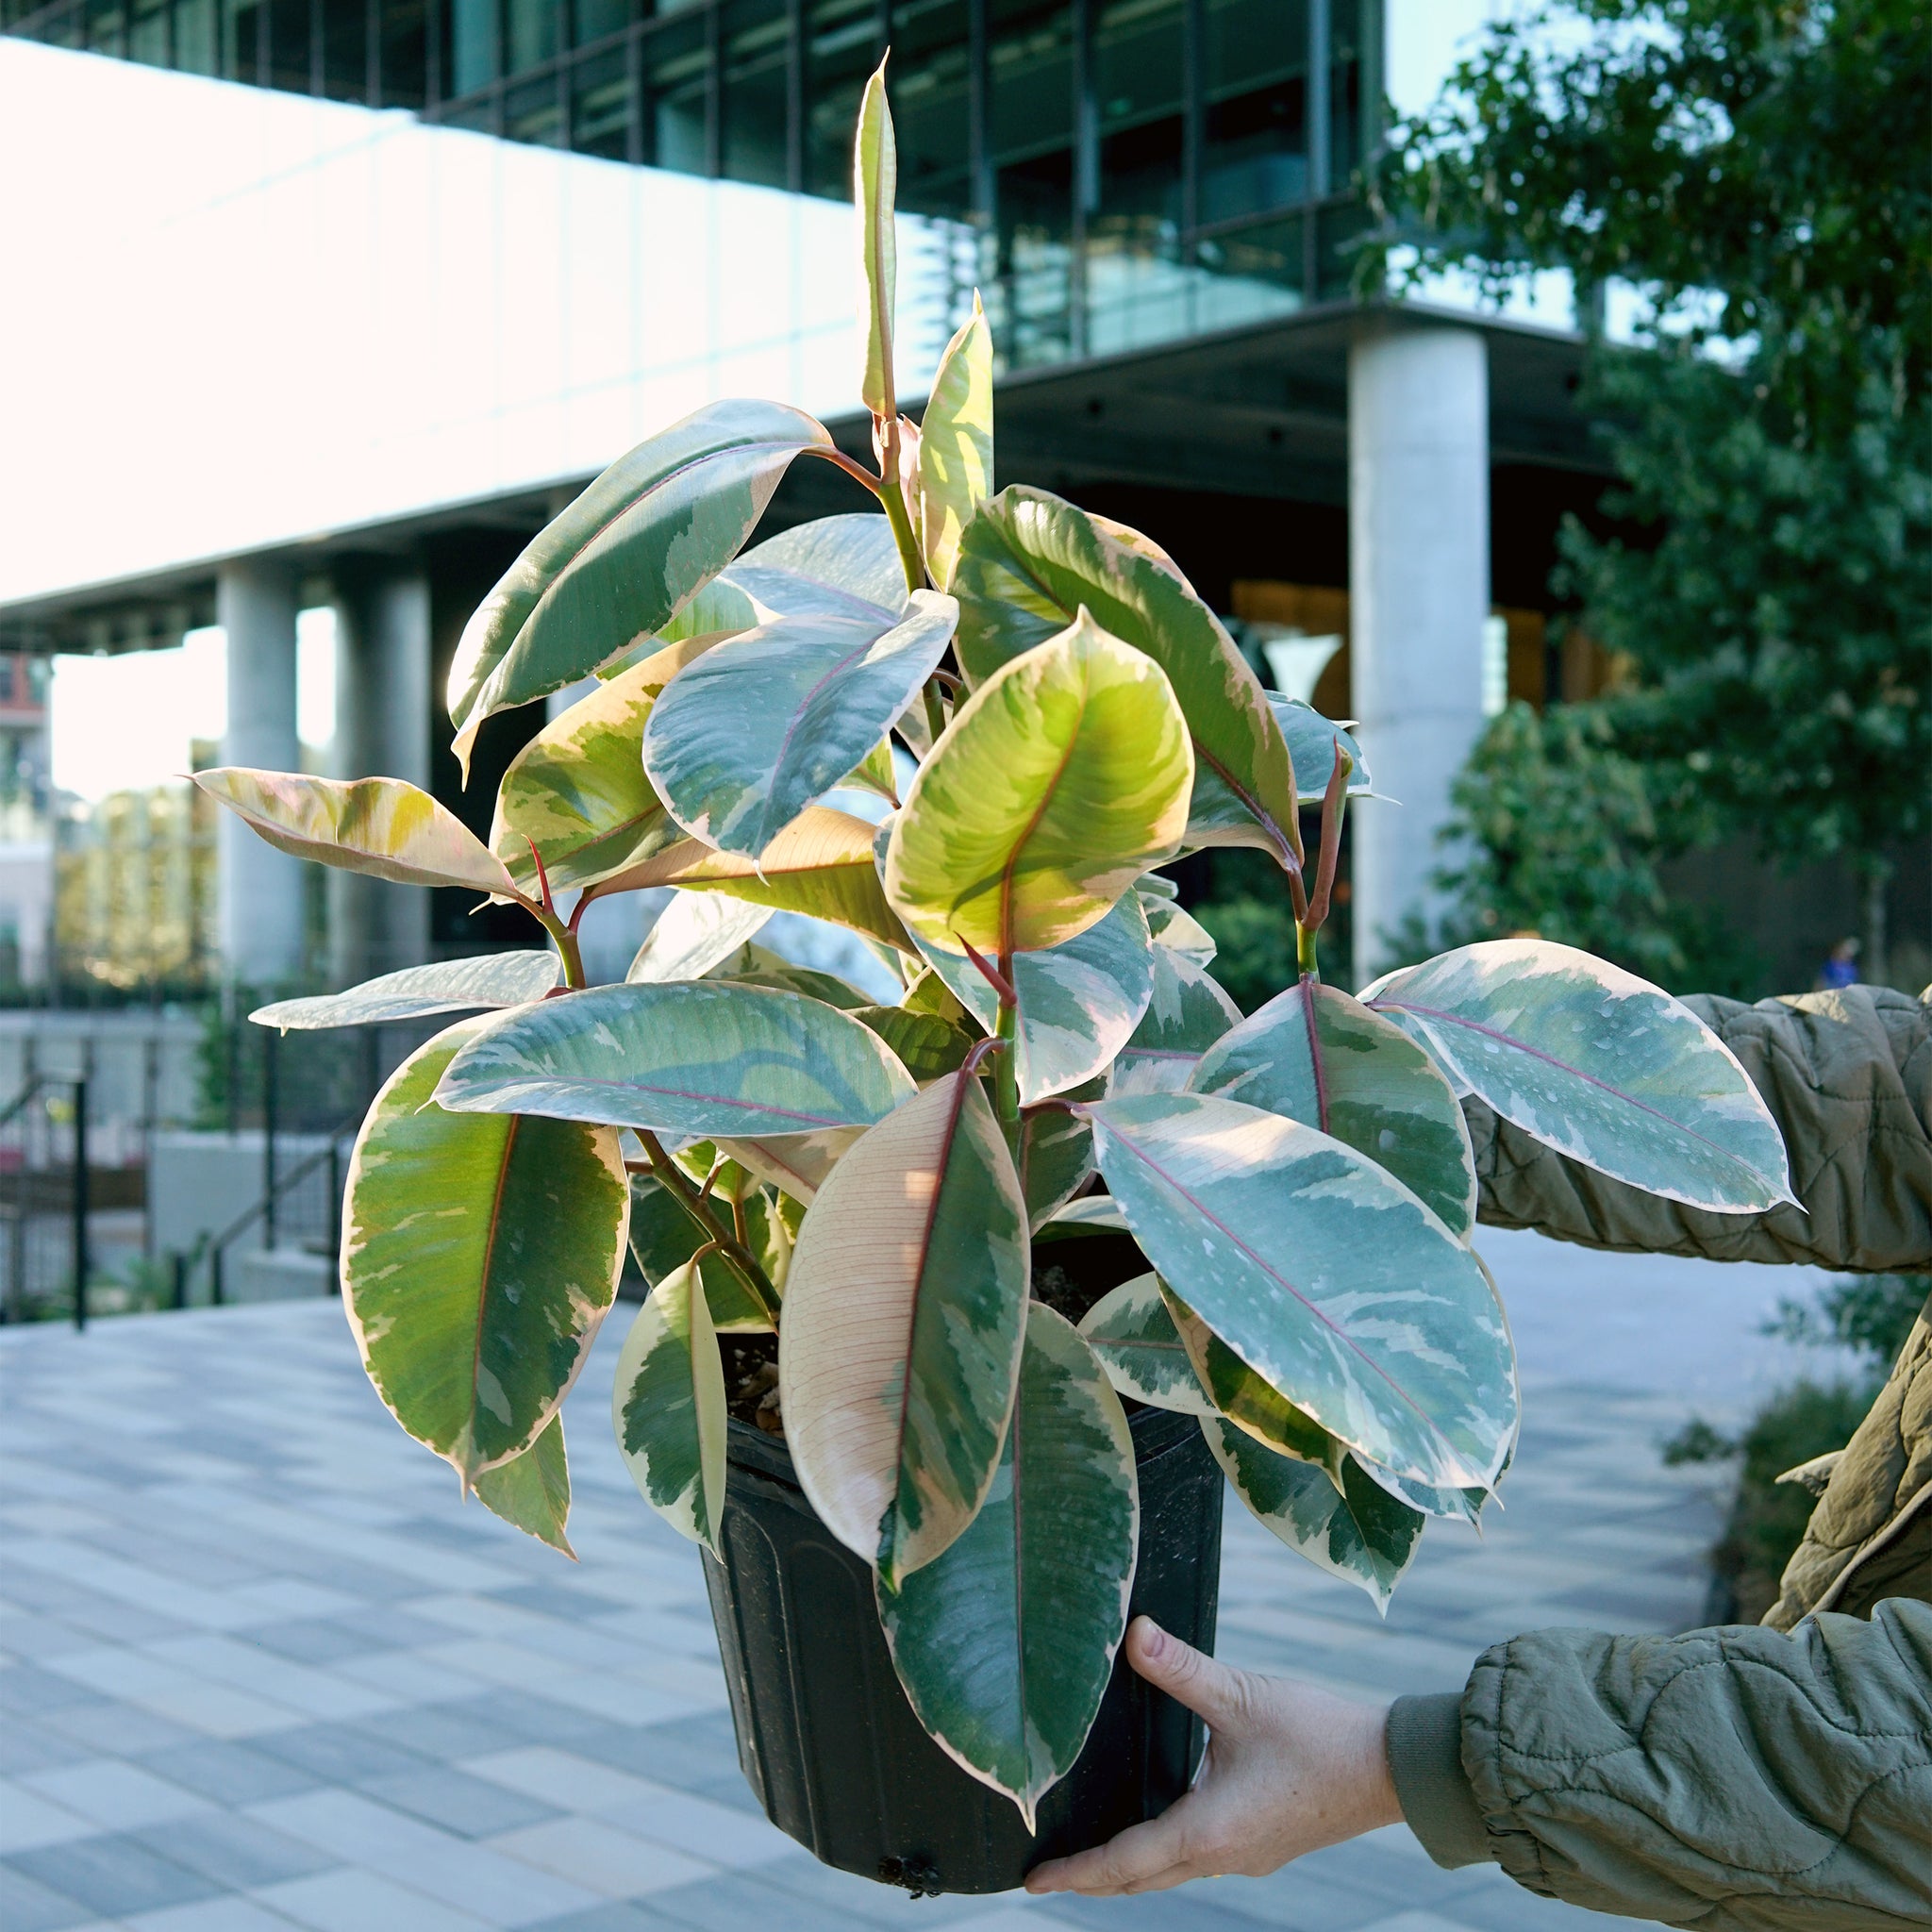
[329,569,432,986]
[1347,321,1491,985]
[217,559,305,987]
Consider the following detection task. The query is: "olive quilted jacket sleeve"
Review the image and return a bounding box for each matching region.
[1390,1602,1932,1928]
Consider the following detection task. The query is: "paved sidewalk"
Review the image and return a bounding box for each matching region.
[0,1230,1810,1932]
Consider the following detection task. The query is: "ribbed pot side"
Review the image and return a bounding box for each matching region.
[700,1402,1224,1896]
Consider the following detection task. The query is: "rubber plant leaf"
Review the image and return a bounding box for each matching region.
[1349,1448,1487,1528]
[949,487,1301,868]
[1141,893,1217,968]
[1204,1417,1424,1612]
[885,610,1192,957]
[611,1256,729,1556]
[1021,1083,1100,1231]
[1076,1273,1215,1419]
[251,952,558,1031]
[711,1128,860,1205]
[491,658,681,897]
[597,808,912,954]
[627,892,772,983]
[642,591,956,858]
[1360,938,1795,1212]
[918,294,994,590]
[474,1416,574,1557]
[447,399,835,773]
[432,982,917,1139]
[779,1069,1028,1589]
[842,737,901,807]
[1108,945,1241,1096]
[851,1005,975,1081]
[626,1174,772,1332]
[1192,979,1477,1239]
[1079,1091,1517,1493]
[1163,1284,1347,1479]
[917,890,1156,1105]
[877,1302,1137,1828]
[194,769,524,900]
[855,57,896,419]
[708,944,871,1008]
[738,513,907,609]
[341,1018,628,1488]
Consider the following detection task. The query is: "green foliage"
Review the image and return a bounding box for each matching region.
[195,59,1807,1828]
[1765,1273,1929,1368]
[1374,0,1931,957]
[1193,891,1300,1014]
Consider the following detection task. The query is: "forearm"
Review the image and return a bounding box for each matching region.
[1388,1600,1932,1930]
[1469,987,1932,1274]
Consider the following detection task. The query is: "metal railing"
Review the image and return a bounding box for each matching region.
[0,1070,95,1328]
[204,1122,355,1307]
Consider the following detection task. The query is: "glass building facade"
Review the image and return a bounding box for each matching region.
[2,0,1380,369]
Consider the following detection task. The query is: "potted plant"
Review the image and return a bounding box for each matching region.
[205,63,1794,1897]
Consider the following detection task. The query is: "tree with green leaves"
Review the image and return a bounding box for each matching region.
[1373,0,1931,980]
[198,61,1794,1859]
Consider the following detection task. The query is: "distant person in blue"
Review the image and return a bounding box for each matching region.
[1819,936,1862,990]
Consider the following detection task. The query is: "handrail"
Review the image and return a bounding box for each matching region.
[206,1113,359,1305]
[0,1071,45,1132]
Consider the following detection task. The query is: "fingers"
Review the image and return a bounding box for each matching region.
[1124,1616,1251,1732]
[1024,1796,1193,1895]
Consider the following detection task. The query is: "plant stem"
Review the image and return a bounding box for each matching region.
[1296,921,1321,983]
[921,675,947,744]
[877,418,928,594]
[637,1129,780,1325]
[991,987,1022,1164]
[534,909,588,990]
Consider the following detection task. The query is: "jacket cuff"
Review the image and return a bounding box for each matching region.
[1386,1692,1491,1870]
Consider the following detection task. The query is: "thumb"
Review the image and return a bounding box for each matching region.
[1125,1617,1251,1731]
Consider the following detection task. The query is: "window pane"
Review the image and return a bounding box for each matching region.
[572,44,631,156]
[989,0,1070,164]
[507,0,558,75]
[442,94,499,130]
[87,0,125,57]
[1192,211,1305,328]
[267,0,308,90]
[222,0,259,78]
[1095,0,1180,125]
[322,0,368,99]
[1316,198,1369,300]
[1203,0,1307,224]
[805,0,879,199]
[378,0,427,106]
[507,72,563,141]
[574,0,627,46]
[447,0,499,94]
[643,15,710,174]
[127,0,166,65]
[1327,0,1363,189]
[891,0,969,216]
[174,0,216,71]
[722,0,790,189]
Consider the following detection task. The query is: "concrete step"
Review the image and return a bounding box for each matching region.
[225,1244,336,1304]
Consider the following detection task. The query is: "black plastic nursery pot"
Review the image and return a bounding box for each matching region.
[701,1400,1223,1895]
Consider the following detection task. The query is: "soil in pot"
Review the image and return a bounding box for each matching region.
[699,1228,1224,1895]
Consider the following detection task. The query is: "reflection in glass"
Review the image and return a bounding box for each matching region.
[379,0,427,106]
[572,43,630,156]
[574,0,626,48]
[1326,0,1362,191]
[266,0,308,91]
[507,73,563,142]
[508,0,557,75]
[642,14,709,174]
[448,0,499,95]
[891,0,969,216]
[1203,0,1307,225]
[722,0,789,189]
[174,0,215,71]
[990,0,1074,366]
[803,1,878,198]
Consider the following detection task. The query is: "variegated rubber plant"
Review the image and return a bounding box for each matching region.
[201,63,1795,1830]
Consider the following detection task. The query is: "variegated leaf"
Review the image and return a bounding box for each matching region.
[739,513,907,610]
[251,952,558,1031]
[626,1174,772,1331]
[612,1257,729,1555]
[1080,1091,1517,1492]
[1021,1091,1098,1231]
[780,1070,1029,1588]
[950,488,1301,869]
[341,1019,628,1486]
[627,891,773,983]
[1192,979,1477,1239]
[1076,1274,1215,1418]
[918,294,993,590]
[194,769,523,900]
[852,1005,975,1081]
[713,1127,860,1204]
[855,58,897,419]
[885,611,1192,958]
[1348,1450,1486,1528]
[1142,893,1217,968]
[641,591,956,858]
[1205,1418,1424,1611]
[474,1416,574,1557]
[1109,945,1241,1096]
[915,882,1156,1106]
[1361,939,1794,1212]
[448,400,835,771]
[433,982,917,1138]
[877,1303,1137,1828]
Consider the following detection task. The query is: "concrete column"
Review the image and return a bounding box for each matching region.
[217,559,305,987]
[1347,321,1491,985]
[329,569,432,985]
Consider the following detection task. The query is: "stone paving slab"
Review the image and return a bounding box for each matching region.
[0,1227,1816,1932]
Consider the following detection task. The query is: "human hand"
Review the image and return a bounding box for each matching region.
[1024,1616,1403,1897]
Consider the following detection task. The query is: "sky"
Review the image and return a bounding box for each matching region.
[51,613,337,802]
